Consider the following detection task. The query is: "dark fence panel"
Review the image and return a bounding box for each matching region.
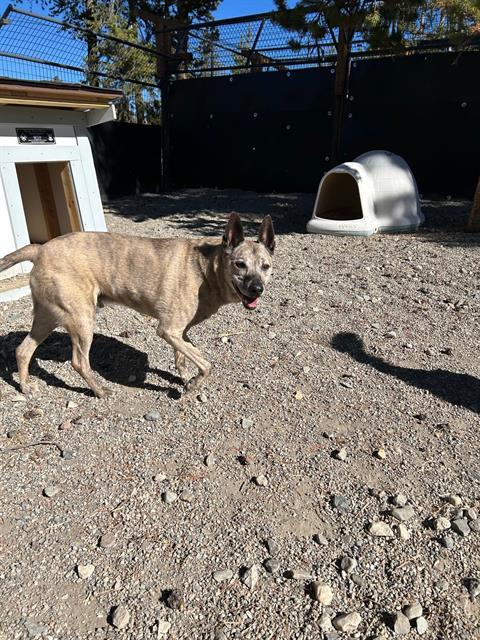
[88,121,162,200]
[169,67,335,193]
[342,51,479,197]
[169,51,479,197]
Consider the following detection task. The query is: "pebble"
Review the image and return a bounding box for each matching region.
[339,555,357,574]
[24,620,49,638]
[451,518,470,537]
[393,611,411,635]
[385,330,397,338]
[254,474,268,487]
[464,507,477,521]
[392,493,408,507]
[390,505,415,521]
[263,558,281,574]
[286,569,314,580]
[395,523,411,540]
[469,519,480,533]
[319,613,333,631]
[313,532,329,546]
[331,494,349,513]
[111,604,130,629]
[241,564,259,590]
[416,616,428,635]
[43,485,60,498]
[179,489,194,503]
[403,603,423,620]
[311,582,333,605]
[154,473,167,482]
[157,620,171,636]
[144,410,161,421]
[166,589,185,611]
[332,612,361,633]
[265,537,280,556]
[66,400,78,409]
[61,449,74,460]
[213,569,233,582]
[446,494,462,507]
[76,563,95,579]
[466,578,480,598]
[197,393,208,403]
[368,521,394,537]
[204,453,216,467]
[241,417,253,428]
[213,628,227,640]
[434,516,451,531]
[374,447,387,460]
[98,532,116,549]
[162,491,178,504]
[440,534,454,549]
[351,574,366,588]
[333,447,347,461]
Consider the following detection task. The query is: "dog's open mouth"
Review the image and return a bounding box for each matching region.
[234,285,260,310]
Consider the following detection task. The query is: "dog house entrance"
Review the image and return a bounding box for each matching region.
[315,172,363,221]
[16,161,82,243]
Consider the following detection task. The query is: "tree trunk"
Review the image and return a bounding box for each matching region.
[85,0,99,87]
[330,25,350,166]
[467,177,480,231]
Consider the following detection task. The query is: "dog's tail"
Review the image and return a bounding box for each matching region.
[0,244,40,273]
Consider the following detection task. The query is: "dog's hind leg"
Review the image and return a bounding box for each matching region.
[65,315,110,398]
[159,328,211,392]
[174,350,189,381]
[16,309,57,395]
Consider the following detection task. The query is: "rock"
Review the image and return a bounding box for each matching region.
[466,578,480,599]
[77,563,95,579]
[213,569,233,583]
[392,493,408,507]
[24,620,49,638]
[111,605,130,629]
[311,582,333,605]
[265,537,280,556]
[197,393,208,403]
[368,521,394,537]
[416,616,428,635]
[332,612,361,633]
[154,473,167,482]
[24,408,44,419]
[313,532,329,546]
[144,410,161,421]
[286,569,314,580]
[464,507,477,521]
[339,555,357,574]
[98,532,116,549]
[385,330,397,339]
[375,448,387,460]
[157,620,171,636]
[469,519,480,533]
[241,417,253,428]
[451,518,470,537]
[403,603,422,620]
[213,628,227,640]
[395,524,411,540]
[318,613,333,631]
[204,453,215,467]
[43,485,60,498]
[332,447,347,461]
[263,558,281,574]
[61,450,74,460]
[66,400,78,409]
[390,505,415,522]
[295,389,304,400]
[162,491,178,504]
[393,611,411,635]
[440,535,454,550]
[434,516,451,531]
[179,489,194,503]
[446,494,462,507]
[331,494,349,513]
[166,589,185,611]
[241,564,259,590]
[254,474,268,487]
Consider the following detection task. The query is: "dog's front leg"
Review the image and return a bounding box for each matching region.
[158,328,211,392]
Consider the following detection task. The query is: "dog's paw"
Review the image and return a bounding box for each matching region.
[20,381,39,396]
[95,386,113,399]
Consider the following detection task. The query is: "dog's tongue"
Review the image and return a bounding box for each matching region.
[245,297,259,309]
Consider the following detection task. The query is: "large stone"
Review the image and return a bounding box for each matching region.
[332,612,361,633]
[111,605,130,629]
[241,564,259,590]
[451,518,470,537]
[393,611,411,635]
[403,603,422,620]
[368,521,394,537]
[213,569,233,583]
[390,505,415,522]
[311,582,333,605]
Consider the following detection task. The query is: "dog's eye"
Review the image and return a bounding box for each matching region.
[262,264,271,271]
[235,261,247,269]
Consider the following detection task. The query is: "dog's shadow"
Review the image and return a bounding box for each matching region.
[0,331,183,398]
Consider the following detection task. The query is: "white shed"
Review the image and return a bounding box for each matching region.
[0,79,122,301]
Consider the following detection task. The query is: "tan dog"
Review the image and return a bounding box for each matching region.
[0,214,275,397]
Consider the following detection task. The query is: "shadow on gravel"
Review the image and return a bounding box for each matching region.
[0,331,182,398]
[106,189,314,235]
[331,332,480,414]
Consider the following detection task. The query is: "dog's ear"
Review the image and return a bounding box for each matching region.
[258,215,275,254]
[223,213,244,251]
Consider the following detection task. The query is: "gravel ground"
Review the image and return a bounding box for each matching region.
[0,189,479,640]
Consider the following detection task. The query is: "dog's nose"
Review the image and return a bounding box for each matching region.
[250,283,264,296]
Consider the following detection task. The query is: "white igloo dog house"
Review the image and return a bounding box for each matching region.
[0,79,122,301]
[307,150,424,236]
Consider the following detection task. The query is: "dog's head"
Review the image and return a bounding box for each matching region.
[223,213,275,310]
